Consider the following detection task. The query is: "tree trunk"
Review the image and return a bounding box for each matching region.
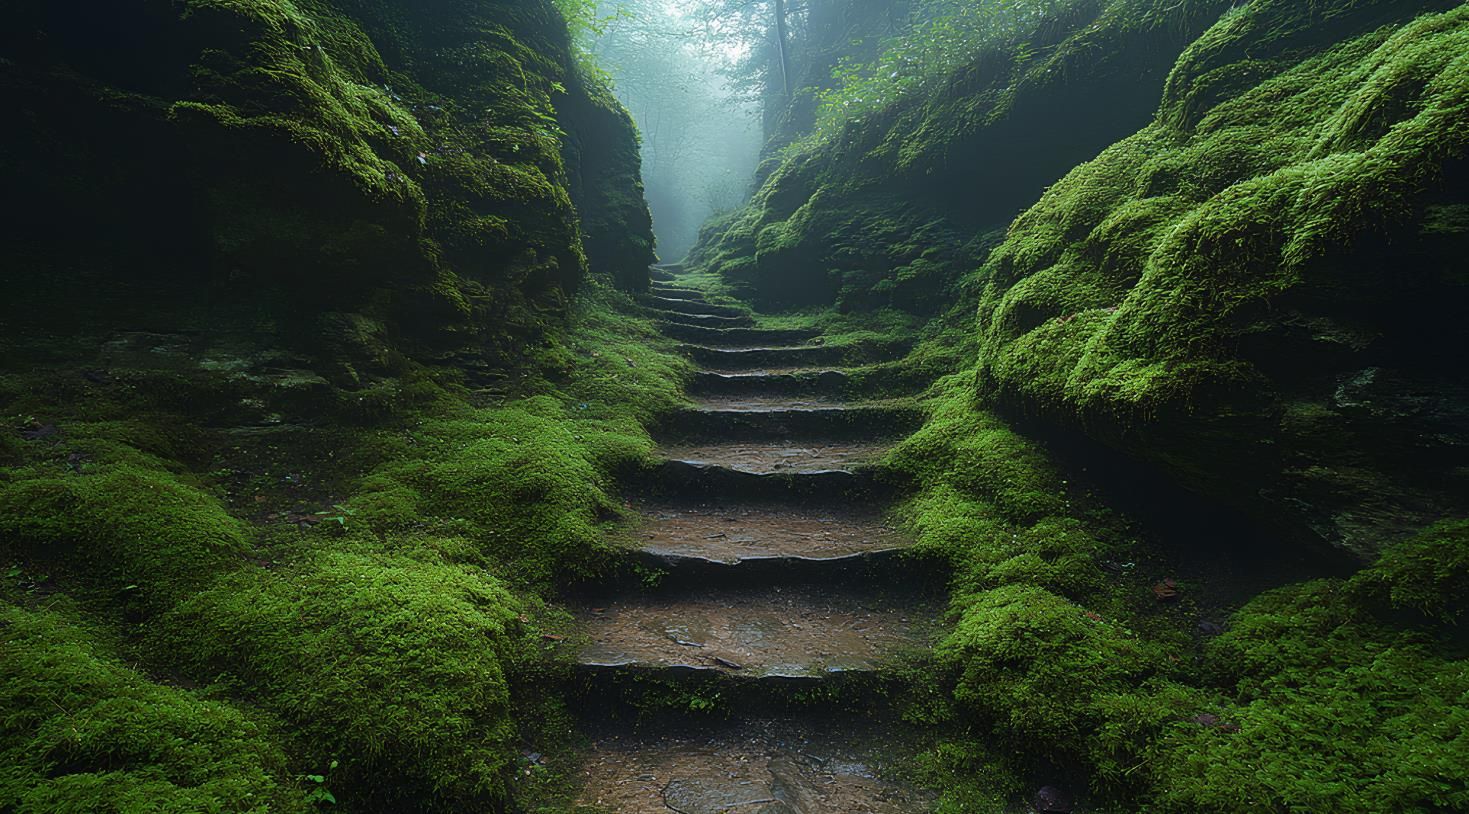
[773,0,793,100]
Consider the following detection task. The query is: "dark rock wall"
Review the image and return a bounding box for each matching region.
[0,0,654,378]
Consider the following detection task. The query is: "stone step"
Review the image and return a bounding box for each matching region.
[649,266,681,282]
[657,323,821,347]
[575,716,935,813]
[684,344,849,371]
[651,309,756,328]
[658,401,924,443]
[648,296,747,318]
[689,369,851,398]
[641,442,889,500]
[661,441,886,476]
[573,585,935,681]
[650,286,707,301]
[631,500,907,569]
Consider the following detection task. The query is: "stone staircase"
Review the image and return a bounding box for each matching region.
[571,270,939,813]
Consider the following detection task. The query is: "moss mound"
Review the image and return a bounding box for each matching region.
[0,443,249,617]
[0,600,305,813]
[161,546,526,810]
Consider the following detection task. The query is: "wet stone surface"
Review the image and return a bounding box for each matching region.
[574,585,936,677]
[576,718,936,814]
[633,501,905,563]
[659,442,887,474]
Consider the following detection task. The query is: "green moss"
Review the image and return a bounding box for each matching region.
[160,546,527,811]
[1134,578,1469,812]
[0,599,305,813]
[1347,519,1469,624]
[938,583,1164,762]
[978,2,1469,415]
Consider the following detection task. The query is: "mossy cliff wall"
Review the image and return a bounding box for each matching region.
[0,0,654,377]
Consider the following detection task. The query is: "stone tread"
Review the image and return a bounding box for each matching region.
[659,441,887,474]
[574,585,937,678]
[633,501,906,564]
[576,717,935,813]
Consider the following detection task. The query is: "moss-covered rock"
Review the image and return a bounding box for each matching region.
[975,0,1469,557]
[688,0,1232,312]
[160,545,528,811]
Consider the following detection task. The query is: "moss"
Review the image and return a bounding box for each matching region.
[159,545,528,811]
[0,599,305,813]
[1133,578,1469,812]
[1346,519,1469,625]
[1,0,654,373]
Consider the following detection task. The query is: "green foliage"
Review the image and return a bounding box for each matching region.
[351,285,689,587]
[1347,519,1469,624]
[815,0,1084,139]
[940,584,1157,753]
[0,600,306,813]
[1136,579,1469,812]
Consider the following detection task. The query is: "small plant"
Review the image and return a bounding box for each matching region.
[302,759,339,806]
[687,693,719,713]
[315,505,358,529]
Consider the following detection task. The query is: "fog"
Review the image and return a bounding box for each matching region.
[590,1,765,262]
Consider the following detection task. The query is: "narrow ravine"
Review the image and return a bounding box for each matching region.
[571,266,939,813]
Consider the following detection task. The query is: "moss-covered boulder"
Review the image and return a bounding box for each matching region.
[160,546,529,811]
[975,0,1469,557]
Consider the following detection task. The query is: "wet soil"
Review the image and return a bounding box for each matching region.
[574,585,937,677]
[575,717,936,814]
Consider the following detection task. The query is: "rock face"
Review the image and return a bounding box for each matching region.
[0,0,654,376]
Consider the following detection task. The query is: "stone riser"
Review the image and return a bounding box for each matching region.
[648,296,747,317]
[650,287,706,301]
[689,370,852,398]
[685,344,851,369]
[568,663,901,717]
[634,460,888,501]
